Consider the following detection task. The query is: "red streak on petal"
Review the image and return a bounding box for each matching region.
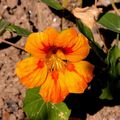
[41,43,73,56]
[64,47,73,54]
[42,43,51,54]
[52,71,59,82]
[67,63,75,71]
[37,61,44,68]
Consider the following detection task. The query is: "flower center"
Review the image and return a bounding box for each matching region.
[46,49,66,71]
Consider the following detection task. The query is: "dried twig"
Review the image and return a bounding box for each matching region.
[95,0,98,7]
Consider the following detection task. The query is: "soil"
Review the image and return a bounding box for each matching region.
[0,0,120,120]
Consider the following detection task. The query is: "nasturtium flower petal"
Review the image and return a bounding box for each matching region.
[65,34,90,62]
[55,28,78,47]
[64,62,94,93]
[25,32,48,59]
[40,71,69,103]
[16,57,47,88]
[74,61,94,83]
[65,63,87,93]
[44,27,59,45]
[16,27,94,103]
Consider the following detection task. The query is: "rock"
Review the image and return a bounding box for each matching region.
[7,0,17,8]
[2,110,10,120]
[0,109,2,119]
[0,83,6,94]
[87,106,120,120]
[9,114,16,120]
[16,109,25,120]
[18,100,23,107]
[0,98,4,109]
[2,31,12,39]
[6,99,18,112]
[4,86,19,95]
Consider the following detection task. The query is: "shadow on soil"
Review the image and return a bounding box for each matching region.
[64,50,120,120]
[65,90,120,120]
[0,36,21,50]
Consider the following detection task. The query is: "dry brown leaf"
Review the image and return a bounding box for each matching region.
[72,6,108,52]
[97,0,120,6]
[72,6,102,30]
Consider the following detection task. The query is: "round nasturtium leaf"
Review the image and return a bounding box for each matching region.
[23,87,71,120]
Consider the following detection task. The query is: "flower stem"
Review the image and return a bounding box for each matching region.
[62,0,69,8]
[95,0,98,7]
[110,0,120,16]
[0,38,25,51]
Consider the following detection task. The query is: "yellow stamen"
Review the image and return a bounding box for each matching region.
[46,54,66,71]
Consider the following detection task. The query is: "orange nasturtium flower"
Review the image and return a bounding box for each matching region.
[16,28,94,103]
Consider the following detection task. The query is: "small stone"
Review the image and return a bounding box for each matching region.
[18,100,23,107]
[2,110,10,120]
[7,0,17,8]
[16,109,25,120]
[6,99,18,112]
[0,110,2,118]
[0,98,4,108]
[4,86,19,95]
[9,114,16,120]
[0,83,6,92]
[2,31,11,39]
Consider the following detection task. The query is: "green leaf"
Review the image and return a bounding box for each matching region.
[24,87,71,120]
[0,19,31,37]
[76,19,94,41]
[116,60,120,76]
[98,13,120,33]
[7,24,31,37]
[41,0,63,10]
[0,19,10,35]
[100,45,120,100]
[99,82,113,100]
[76,19,106,61]
[106,45,120,78]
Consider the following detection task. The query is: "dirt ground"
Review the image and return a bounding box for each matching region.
[0,0,120,120]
